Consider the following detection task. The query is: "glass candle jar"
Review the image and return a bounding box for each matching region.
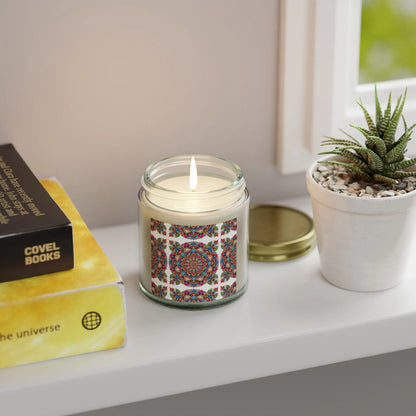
[138,155,249,308]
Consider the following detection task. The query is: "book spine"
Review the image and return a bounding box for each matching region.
[0,225,74,283]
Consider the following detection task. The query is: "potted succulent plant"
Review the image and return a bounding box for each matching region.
[306,88,416,291]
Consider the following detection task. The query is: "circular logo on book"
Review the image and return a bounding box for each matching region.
[82,311,102,330]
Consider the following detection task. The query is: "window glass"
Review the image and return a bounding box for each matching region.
[360,0,416,83]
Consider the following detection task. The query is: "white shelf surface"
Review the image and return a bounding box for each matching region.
[3,196,416,416]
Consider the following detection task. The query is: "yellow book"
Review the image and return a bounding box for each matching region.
[0,180,126,369]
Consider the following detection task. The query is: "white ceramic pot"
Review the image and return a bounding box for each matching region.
[306,161,416,291]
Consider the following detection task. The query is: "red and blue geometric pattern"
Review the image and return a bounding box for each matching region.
[170,288,218,303]
[152,282,167,298]
[169,224,218,239]
[150,217,237,304]
[221,218,237,235]
[221,235,237,282]
[169,241,218,286]
[151,219,167,235]
[221,282,237,298]
[151,235,167,282]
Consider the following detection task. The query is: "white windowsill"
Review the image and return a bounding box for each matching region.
[2,195,416,416]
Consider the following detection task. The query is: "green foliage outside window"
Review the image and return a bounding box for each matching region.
[360,0,416,83]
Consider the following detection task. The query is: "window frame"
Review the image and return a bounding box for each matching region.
[277,0,416,174]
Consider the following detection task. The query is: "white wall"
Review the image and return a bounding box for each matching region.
[0,0,307,229]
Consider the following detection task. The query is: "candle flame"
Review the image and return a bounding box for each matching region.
[189,156,198,191]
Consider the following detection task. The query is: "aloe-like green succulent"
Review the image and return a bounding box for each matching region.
[319,87,416,184]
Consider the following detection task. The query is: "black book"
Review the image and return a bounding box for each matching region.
[0,143,73,282]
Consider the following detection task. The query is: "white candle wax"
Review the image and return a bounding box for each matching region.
[152,175,234,213]
[158,175,230,193]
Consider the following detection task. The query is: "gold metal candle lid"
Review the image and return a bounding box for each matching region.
[249,205,315,262]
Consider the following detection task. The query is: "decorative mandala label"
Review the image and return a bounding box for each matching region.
[150,218,237,303]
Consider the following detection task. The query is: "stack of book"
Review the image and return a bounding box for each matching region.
[0,144,126,369]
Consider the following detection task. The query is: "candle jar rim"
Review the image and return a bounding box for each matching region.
[142,154,245,195]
